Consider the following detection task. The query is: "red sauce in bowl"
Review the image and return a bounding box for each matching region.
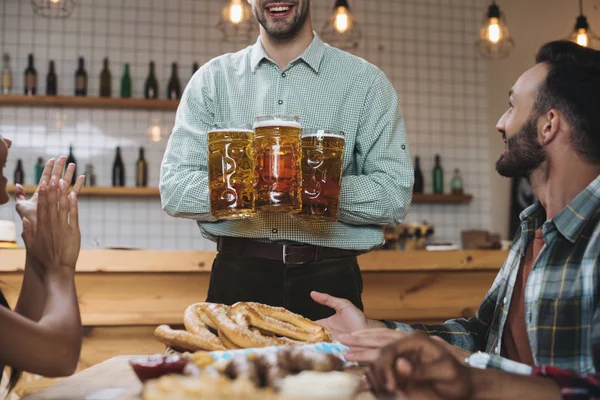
[129,354,188,382]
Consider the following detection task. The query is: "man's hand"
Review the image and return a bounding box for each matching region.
[339,328,409,363]
[15,156,84,240]
[367,332,474,400]
[310,291,385,339]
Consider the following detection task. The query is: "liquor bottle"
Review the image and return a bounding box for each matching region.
[34,157,44,184]
[135,147,148,187]
[99,57,112,97]
[66,145,77,186]
[1,53,12,94]
[450,168,464,196]
[413,156,424,194]
[46,60,57,96]
[84,164,96,187]
[192,62,199,75]
[144,61,158,99]
[112,146,125,187]
[74,56,87,96]
[433,154,444,194]
[14,159,24,185]
[120,64,132,98]
[166,62,181,100]
[24,53,37,96]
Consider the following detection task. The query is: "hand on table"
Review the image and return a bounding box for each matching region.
[367,332,474,400]
[311,291,384,340]
[15,156,84,239]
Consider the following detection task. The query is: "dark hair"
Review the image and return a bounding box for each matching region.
[0,289,22,394]
[534,40,600,164]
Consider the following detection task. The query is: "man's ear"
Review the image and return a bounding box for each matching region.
[541,109,560,145]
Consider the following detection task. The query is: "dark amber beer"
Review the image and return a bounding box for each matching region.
[298,129,345,221]
[207,127,255,219]
[253,115,302,213]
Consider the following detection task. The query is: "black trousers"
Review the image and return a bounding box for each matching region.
[205,252,364,321]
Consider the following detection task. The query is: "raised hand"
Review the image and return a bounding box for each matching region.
[310,291,378,339]
[15,156,84,237]
[23,176,81,274]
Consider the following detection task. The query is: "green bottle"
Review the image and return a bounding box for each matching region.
[433,154,444,194]
[34,157,44,184]
[120,63,132,98]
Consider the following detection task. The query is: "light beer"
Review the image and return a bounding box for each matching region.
[207,128,255,219]
[253,115,302,213]
[298,129,345,221]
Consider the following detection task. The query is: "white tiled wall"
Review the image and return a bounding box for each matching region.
[0,0,490,249]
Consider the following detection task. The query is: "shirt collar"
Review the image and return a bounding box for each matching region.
[250,32,326,73]
[552,174,600,243]
[518,174,600,244]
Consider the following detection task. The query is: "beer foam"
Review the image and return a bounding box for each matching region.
[301,129,345,139]
[208,128,254,133]
[253,119,301,129]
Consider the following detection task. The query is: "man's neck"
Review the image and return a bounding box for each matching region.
[530,156,600,220]
[259,22,314,70]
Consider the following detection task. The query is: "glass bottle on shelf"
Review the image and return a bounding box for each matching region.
[34,157,44,184]
[450,168,464,196]
[112,146,125,187]
[413,156,424,194]
[46,60,57,96]
[66,145,77,186]
[84,164,96,187]
[74,56,87,96]
[24,53,37,96]
[166,62,181,100]
[14,159,24,184]
[433,154,444,194]
[99,57,112,97]
[1,53,12,94]
[144,61,158,99]
[120,64,132,98]
[135,147,148,187]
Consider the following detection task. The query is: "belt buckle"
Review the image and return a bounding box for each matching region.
[282,244,303,265]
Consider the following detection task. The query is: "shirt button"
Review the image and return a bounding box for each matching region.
[278,100,283,105]
[495,345,500,353]
[272,228,278,234]
[281,72,287,78]
[503,297,508,305]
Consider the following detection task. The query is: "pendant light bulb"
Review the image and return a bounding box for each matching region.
[229,0,244,24]
[321,0,361,50]
[568,1,598,48]
[334,6,350,33]
[476,1,514,60]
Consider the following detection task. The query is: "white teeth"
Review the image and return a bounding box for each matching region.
[269,6,290,12]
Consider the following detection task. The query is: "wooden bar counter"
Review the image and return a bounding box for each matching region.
[0,248,506,397]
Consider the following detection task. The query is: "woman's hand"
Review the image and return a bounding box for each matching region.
[23,176,81,274]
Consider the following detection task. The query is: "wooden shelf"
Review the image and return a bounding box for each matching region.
[413,193,473,204]
[7,185,160,198]
[0,94,179,111]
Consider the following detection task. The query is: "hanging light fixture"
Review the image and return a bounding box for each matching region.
[568,0,599,48]
[31,0,76,18]
[321,0,361,50]
[476,0,515,60]
[217,0,256,42]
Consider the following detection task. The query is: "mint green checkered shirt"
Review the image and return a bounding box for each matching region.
[160,34,413,251]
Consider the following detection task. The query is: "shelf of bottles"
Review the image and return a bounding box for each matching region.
[7,185,160,198]
[412,193,473,204]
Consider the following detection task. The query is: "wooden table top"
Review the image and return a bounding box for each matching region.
[23,356,376,400]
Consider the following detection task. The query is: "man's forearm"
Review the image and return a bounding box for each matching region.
[14,254,46,321]
[471,368,561,400]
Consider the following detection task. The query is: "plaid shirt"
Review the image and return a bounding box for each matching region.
[534,365,600,400]
[389,174,600,375]
[160,33,413,251]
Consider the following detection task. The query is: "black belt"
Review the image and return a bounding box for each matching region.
[216,237,362,265]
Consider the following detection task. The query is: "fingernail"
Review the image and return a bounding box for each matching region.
[59,179,65,190]
[50,177,57,187]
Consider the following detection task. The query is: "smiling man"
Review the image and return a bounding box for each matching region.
[312,40,600,375]
[159,0,413,320]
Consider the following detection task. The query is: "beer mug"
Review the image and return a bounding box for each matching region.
[298,129,345,221]
[253,115,302,213]
[207,122,255,220]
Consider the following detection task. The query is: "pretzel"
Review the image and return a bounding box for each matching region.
[154,325,226,352]
[230,302,331,343]
[204,304,303,348]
